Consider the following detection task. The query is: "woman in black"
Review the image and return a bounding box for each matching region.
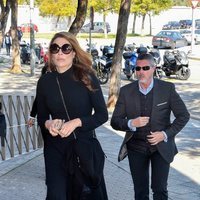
[36,32,108,200]
[28,64,50,127]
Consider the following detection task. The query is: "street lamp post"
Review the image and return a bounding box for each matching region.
[30,0,36,76]
[89,7,94,53]
[190,0,199,54]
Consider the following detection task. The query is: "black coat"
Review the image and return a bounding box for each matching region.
[36,68,108,199]
[111,79,190,163]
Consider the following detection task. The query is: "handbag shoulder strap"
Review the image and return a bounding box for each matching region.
[56,76,77,139]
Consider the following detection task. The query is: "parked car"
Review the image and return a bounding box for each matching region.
[195,19,200,29]
[152,30,188,49]
[179,29,200,45]
[179,29,193,44]
[195,29,200,44]
[19,23,38,33]
[179,19,192,29]
[80,22,111,33]
[162,21,181,30]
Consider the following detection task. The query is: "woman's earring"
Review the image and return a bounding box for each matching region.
[73,57,78,64]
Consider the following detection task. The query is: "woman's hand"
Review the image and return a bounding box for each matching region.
[45,119,64,137]
[58,118,82,138]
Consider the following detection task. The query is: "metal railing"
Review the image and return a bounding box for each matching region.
[0,95,43,161]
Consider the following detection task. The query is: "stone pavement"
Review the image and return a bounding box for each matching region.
[0,45,200,200]
[0,117,200,200]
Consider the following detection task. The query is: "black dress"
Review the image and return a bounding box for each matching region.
[30,66,49,118]
[36,67,108,200]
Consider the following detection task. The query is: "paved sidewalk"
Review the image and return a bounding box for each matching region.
[187,45,200,61]
[0,44,200,199]
[0,117,200,200]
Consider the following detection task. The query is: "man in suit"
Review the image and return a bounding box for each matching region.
[111,53,190,200]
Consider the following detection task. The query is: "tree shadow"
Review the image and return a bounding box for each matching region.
[174,82,200,119]
[97,119,200,200]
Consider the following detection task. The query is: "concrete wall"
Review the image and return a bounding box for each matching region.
[96,6,200,35]
[6,6,200,35]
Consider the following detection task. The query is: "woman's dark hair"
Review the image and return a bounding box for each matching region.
[48,32,96,91]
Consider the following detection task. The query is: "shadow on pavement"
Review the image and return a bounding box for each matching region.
[0,121,199,200]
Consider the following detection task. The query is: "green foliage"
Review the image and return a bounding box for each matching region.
[18,0,29,5]
[131,0,173,15]
[18,0,77,17]
[89,0,120,14]
[38,0,77,17]
[173,0,187,6]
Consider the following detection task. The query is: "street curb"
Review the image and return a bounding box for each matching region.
[0,149,43,177]
[188,56,200,61]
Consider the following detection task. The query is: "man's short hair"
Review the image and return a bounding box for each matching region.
[137,53,156,67]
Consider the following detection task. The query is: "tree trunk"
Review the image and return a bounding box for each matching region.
[141,14,146,36]
[132,12,137,34]
[103,13,108,39]
[107,0,131,110]
[67,16,72,29]
[68,0,88,36]
[55,16,60,29]
[148,13,152,36]
[0,0,11,50]
[10,0,22,74]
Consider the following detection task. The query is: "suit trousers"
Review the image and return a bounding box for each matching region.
[128,149,170,200]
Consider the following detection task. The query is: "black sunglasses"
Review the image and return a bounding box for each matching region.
[50,43,73,54]
[135,66,151,71]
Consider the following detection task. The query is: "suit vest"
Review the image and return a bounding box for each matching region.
[127,88,157,154]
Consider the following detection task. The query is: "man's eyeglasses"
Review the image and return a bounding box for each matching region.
[135,66,151,71]
[50,43,73,54]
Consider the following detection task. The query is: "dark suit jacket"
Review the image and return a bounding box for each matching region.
[111,79,190,163]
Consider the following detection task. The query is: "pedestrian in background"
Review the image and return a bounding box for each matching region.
[36,31,108,199]
[17,26,23,42]
[111,53,190,200]
[4,32,11,56]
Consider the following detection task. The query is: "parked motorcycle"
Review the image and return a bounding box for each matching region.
[95,45,114,84]
[20,41,45,64]
[20,41,30,64]
[122,45,162,80]
[86,39,99,59]
[147,47,163,79]
[85,40,108,84]
[162,50,190,80]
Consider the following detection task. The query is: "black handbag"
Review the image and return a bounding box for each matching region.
[56,77,105,189]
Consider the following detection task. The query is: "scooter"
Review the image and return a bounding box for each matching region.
[162,50,190,80]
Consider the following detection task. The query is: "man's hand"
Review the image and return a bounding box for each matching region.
[147,131,165,145]
[131,116,150,128]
